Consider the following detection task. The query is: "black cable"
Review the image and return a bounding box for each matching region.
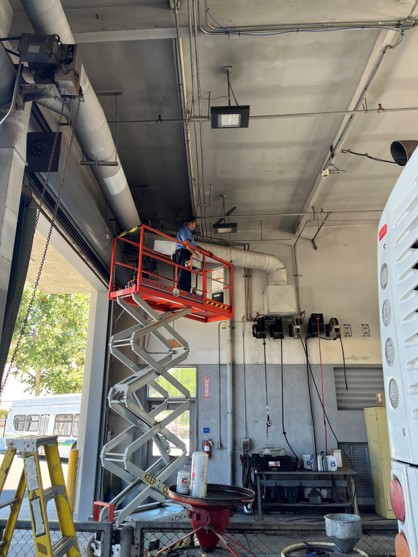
[302,337,354,468]
[280,338,298,458]
[340,148,396,164]
[241,452,253,490]
[228,80,240,106]
[339,336,348,390]
[306,334,348,390]
[263,338,272,436]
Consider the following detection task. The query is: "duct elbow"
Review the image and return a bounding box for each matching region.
[268,268,287,286]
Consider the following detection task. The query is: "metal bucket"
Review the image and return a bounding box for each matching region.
[324,513,362,554]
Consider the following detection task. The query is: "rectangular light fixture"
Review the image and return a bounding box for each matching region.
[211,105,250,129]
[213,222,238,233]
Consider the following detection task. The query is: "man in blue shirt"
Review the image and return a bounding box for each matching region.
[174,215,197,292]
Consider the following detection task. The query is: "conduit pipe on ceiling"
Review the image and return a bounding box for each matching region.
[198,241,287,286]
[199,0,413,35]
[20,0,140,232]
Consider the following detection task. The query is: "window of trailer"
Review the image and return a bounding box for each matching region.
[54,414,73,436]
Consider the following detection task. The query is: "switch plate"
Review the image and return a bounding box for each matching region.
[241,437,251,452]
[343,324,352,337]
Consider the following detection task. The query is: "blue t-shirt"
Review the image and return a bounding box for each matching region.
[176,224,196,250]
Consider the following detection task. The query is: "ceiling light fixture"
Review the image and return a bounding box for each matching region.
[211,66,250,129]
[212,194,238,234]
[213,222,238,233]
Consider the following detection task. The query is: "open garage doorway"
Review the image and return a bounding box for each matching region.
[1,212,109,520]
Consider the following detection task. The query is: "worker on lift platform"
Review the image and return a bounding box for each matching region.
[173,215,199,292]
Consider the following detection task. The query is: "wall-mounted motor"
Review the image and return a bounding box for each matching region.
[326,317,341,339]
[252,316,267,338]
[18,33,82,101]
[307,313,325,335]
[269,318,284,339]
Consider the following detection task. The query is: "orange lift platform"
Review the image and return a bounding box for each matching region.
[108,224,234,323]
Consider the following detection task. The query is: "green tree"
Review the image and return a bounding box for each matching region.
[10,283,90,395]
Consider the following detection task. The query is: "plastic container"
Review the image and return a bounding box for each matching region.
[303,454,313,470]
[190,451,209,498]
[176,470,190,494]
[332,449,343,468]
[317,454,324,471]
[326,455,337,471]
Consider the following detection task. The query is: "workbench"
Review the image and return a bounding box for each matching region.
[254,468,358,521]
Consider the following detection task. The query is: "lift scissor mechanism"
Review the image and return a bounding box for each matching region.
[0,436,80,557]
[99,225,234,523]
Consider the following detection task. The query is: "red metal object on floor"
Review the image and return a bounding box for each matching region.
[168,484,255,553]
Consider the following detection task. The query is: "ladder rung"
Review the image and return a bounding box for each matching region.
[44,485,65,503]
[52,536,77,557]
[0,497,19,509]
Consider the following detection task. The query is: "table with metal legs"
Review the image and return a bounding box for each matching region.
[254,468,358,521]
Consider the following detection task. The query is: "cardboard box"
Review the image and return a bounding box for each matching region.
[376,391,386,407]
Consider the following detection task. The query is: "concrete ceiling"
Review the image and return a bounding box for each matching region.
[27,230,92,294]
[9,0,418,246]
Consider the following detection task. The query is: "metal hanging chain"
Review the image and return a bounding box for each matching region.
[0,99,67,352]
[263,338,272,437]
[1,97,82,395]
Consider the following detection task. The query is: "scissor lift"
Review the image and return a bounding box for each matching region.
[101,226,234,523]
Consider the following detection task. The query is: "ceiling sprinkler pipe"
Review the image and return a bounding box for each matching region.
[20,0,140,232]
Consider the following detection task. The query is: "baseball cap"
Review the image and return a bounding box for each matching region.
[184,215,197,223]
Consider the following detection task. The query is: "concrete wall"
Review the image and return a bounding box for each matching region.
[106,223,383,486]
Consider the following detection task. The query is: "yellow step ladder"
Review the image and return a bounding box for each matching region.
[0,435,80,557]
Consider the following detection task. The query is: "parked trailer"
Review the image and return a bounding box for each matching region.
[377,145,418,557]
[3,393,81,458]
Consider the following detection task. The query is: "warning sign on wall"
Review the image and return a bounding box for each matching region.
[204,376,210,400]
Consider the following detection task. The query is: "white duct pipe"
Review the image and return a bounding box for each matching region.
[0,1,15,105]
[20,0,140,231]
[199,242,287,286]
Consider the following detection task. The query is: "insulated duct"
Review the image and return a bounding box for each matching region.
[198,241,287,286]
[20,0,140,232]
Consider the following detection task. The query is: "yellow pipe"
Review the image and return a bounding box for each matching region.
[66,448,79,514]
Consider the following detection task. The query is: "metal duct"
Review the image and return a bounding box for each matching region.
[199,241,287,286]
[20,0,140,232]
[31,116,131,286]
[0,1,15,104]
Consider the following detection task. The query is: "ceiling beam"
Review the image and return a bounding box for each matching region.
[294,29,399,236]
[11,5,189,43]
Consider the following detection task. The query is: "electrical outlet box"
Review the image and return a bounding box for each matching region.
[241,437,251,452]
[362,323,370,337]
